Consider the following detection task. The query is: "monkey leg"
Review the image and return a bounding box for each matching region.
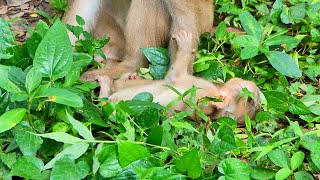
[123,0,170,68]
[166,30,195,79]
[164,1,213,74]
[97,76,113,98]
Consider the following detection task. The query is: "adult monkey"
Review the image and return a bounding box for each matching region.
[63,0,214,81]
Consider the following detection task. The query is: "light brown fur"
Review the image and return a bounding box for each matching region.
[63,0,214,81]
[99,31,260,124]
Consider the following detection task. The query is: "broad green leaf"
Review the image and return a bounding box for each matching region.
[264,35,300,51]
[264,91,289,113]
[241,46,259,59]
[0,18,15,49]
[141,47,169,80]
[26,32,43,59]
[118,141,150,168]
[50,155,89,180]
[0,152,16,168]
[37,88,83,107]
[132,92,153,102]
[34,20,49,37]
[15,122,43,156]
[0,66,25,93]
[311,142,320,169]
[170,121,199,133]
[232,35,259,47]
[265,51,302,78]
[175,148,201,179]
[289,99,311,115]
[73,53,93,68]
[36,132,83,144]
[239,11,262,42]
[294,171,314,180]
[65,110,95,141]
[25,67,42,94]
[209,125,237,154]
[10,156,47,179]
[290,151,305,171]
[268,149,289,168]
[97,145,122,178]
[64,63,80,87]
[251,167,277,180]
[215,21,227,41]
[44,142,89,170]
[0,108,26,133]
[75,98,107,126]
[275,168,292,180]
[135,107,159,129]
[147,126,164,146]
[218,158,252,180]
[34,19,72,80]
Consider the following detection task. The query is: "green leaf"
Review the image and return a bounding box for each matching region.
[64,63,80,87]
[290,151,305,171]
[15,122,43,156]
[37,88,83,107]
[25,67,42,94]
[73,53,93,68]
[0,152,16,168]
[241,46,259,59]
[135,107,159,129]
[0,18,15,50]
[132,92,153,102]
[218,158,252,180]
[239,11,263,42]
[34,20,49,37]
[289,99,311,115]
[44,142,89,170]
[294,171,314,180]
[0,66,25,93]
[36,132,83,144]
[76,15,85,26]
[34,19,72,80]
[268,149,289,168]
[265,51,302,78]
[311,142,320,169]
[147,126,164,146]
[215,21,227,41]
[97,145,122,178]
[0,108,26,133]
[175,148,201,179]
[170,121,199,133]
[50,155,89,180]
[118,141,150,168]
[141,48,170,80]
[264,91,289,114]
[209,125,237,154]
[10,156,47,179]
[65,110,95,141]
[232,35,259,47]
[49,0,68,11]
[251,167,277,180]
[264,35,300,51]
[275,168,292,180]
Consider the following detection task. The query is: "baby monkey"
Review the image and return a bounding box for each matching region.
[98,30,260,125]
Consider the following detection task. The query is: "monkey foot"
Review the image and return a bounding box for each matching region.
[172,30,193,52]
[127,73,141,80]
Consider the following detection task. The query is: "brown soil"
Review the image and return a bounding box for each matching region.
[0,0,54,43]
